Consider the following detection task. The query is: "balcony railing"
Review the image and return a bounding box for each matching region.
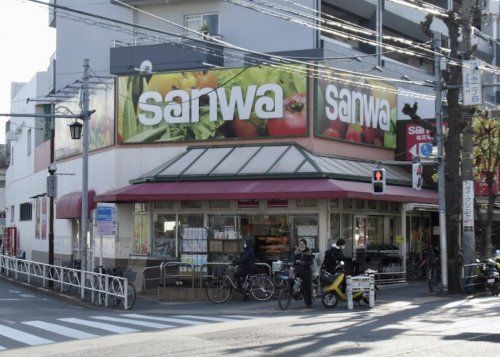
[112,34,224,48]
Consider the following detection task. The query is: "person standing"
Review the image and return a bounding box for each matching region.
[233,240,256,292]
[321,239,347,274]
[294,239,314,307]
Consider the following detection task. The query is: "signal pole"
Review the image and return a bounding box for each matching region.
[434,32,448,292]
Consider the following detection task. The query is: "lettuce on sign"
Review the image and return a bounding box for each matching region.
[315,73,398,149]
[117,66,307,143]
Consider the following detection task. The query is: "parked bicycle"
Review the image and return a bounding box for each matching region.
[93,265,137,310]
[276,260,319,310]
[406,252,423,281]
[206,264,274,303]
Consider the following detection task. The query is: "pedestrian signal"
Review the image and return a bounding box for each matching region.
[372,168,386,195]
[412,162,423,190]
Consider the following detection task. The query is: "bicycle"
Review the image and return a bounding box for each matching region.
[93,265,137,310]
[206,264,274,303]
[406,253,423,281]
[276,262,318,310]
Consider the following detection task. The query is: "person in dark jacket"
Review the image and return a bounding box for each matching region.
[321,239,347,274]
[294,239,314,307]
[233,240,256,291]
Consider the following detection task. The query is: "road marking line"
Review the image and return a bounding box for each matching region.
[23,321,97,340]
[175,315,237,322]
[91,316,174,329]
[0,324,54,346]
[122,314,205,326]
[59,318,138,334]
[8,290,21,294]
[0,299,26,301]
[19,294,36,299]
[226,315,260,320]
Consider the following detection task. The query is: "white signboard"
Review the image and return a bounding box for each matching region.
[462,60,483,106]
[463,180,475,232]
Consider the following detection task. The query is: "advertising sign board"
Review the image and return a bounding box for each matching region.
[406,123,448,160]
[96,203,117,236]
[315,73,398,148]
[117,66,307,143]
[55,80,115,160]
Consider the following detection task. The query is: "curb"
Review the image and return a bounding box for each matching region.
[0,274,98,309]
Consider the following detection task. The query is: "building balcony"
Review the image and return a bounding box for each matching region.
[110,34,224,75]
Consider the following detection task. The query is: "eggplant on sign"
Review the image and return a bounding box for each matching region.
[315,75,398,148]
[117,66,307,143]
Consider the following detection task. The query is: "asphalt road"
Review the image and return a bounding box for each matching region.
[0,277,499,356]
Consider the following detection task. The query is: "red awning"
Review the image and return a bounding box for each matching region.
[95,179,438,204]
[56,190,96,219]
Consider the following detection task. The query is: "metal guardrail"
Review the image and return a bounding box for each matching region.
[461,262,484,291]
[0,254,128,310]
[142,262,195,290]
[373,271,407,285]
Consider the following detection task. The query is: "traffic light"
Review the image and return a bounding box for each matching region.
[412,162,423,190]
[372,168,386,194]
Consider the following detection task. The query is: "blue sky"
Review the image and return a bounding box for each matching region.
[0,0,55,144]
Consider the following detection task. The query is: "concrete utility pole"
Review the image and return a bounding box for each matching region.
[81,58,90,273]
[434,32,448,292]
[461,0,477,266]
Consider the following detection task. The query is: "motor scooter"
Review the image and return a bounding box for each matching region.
[320,261,376,308]
[483,258,500,296]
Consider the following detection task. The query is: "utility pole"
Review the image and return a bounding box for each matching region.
[376,0,384,67]
[434,32,448,292]
[461,0,477,267]
[81,58,90,273]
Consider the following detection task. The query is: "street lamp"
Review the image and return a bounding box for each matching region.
[69,120,83,140]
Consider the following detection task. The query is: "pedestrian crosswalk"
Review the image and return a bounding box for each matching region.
[0,313,258,352]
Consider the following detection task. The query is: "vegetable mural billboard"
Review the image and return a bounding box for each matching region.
[315,73,398,148]
[117,66,307,143]
[55,80,115,159]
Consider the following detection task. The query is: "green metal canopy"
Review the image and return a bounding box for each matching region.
[131,143,412,185]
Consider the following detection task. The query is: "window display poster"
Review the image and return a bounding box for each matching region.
[297,225,318,236]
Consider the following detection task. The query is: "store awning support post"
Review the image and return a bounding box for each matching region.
[401,203,407,275]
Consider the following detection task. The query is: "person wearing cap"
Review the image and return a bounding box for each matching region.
[321,239,347,274]
[233,240,256,292]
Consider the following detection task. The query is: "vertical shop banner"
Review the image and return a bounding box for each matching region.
[41,197,47,240]
[35,198,41,240]
[117,66,307,143]
[463,180,475,232]
[462,59,482,106]
[315,73,398,148]
[55,80,115,159]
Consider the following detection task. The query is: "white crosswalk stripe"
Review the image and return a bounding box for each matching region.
[22,321,97,340]
[58,318,138,334]
[122,314,206,326]
[91,316,174,329]
[0,314,257,352]
[0,324,54,346]
[175,315,238,322]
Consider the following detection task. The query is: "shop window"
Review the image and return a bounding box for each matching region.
[133,212,150,255]
[296,199,318,208]
[379,201,388,211]
[342,214,354,258]
[354,200,365,210]
[243,214,290,262]
[152,214,177,258]
[292,215,319,252]
[330,213,340,246]
[390,202,400,212]
[342,199,352,209]
[181,200,202,209]
[330,199,339,209]
[367,200,377,210]
[20,203,32,221]
[209,200,230,209]
[179,214,207,271]
[267,199,288,208]
[209,215,242,263]
[134,203,147,212]
[367,216,385,247]
[153,201,174,210]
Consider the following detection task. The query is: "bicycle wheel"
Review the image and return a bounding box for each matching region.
[206,278,232,303]
[427,268,436,292]
[60,270,72,292]
[407,262,420,281]
[250,276,275,301]
[125,283,136,309]
[278,287,291,310]
[49,268,62,291]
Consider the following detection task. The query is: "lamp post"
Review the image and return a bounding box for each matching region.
[47,162,57,288]
[80,59,90,273]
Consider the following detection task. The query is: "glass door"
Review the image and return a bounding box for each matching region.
[354,216,368,250]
